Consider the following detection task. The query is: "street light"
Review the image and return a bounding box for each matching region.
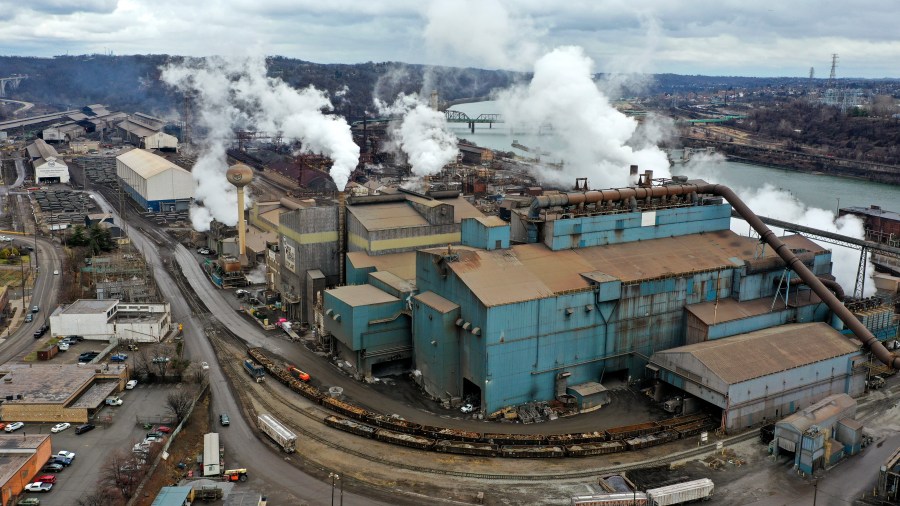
[328,472,339,506]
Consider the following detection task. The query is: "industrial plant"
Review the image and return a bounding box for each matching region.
[0,57,898,506]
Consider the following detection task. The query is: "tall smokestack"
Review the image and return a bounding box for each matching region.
[226,163,254,266]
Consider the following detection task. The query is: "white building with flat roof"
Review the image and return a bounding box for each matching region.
[49,299,172,342]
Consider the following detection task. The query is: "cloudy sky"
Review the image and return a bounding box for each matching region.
[1,0,897,78]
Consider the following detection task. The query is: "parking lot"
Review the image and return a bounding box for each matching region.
[17,381,178,504]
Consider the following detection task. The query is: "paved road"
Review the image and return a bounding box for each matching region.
[92,192,388,505]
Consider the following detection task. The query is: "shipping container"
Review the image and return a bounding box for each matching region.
[37,345,59,361]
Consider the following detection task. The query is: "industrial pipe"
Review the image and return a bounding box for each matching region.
[528,182,899,369]
[782,276,846,301]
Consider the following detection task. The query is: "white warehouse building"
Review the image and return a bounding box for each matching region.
[26,139,70,184]
[116,149,193,212]
[49,299,173,343]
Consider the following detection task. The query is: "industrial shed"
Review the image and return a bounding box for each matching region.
[117,113,178,151]
[116,149,193,212]
[773,394,862,474]
[26,138,69,184]
[649,323,865,431]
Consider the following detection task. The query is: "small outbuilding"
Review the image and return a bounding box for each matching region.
[773,393,863,474]
[26,138,69,184]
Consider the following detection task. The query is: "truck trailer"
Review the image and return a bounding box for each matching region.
[258,413,296,453]
[243,359,265,382]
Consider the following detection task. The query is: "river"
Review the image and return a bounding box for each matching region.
[447,101,900,213]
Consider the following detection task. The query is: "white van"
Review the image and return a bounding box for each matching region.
[125,380,138,390]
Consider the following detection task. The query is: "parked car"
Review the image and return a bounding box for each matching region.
[155,425,172,434]
[151,356,170,363]
[67,335,84,342]
[24,314,33,323]
[201,361,209,370]
[460,403,475,414]
[53,270,59,275]
[219,413,230,426]
[24,482,52,493]
[33,326,47,338]
[125,379,138,389]
[56,451,75,462]
[146,431,164,439]
[36,475,56,484]
[4,422,24,432]
[40,463,63,473]
[235,289,249,298]
[110,353,128,362]
[197,247,211,255]
[143,436,161,445]
[50,423,70,433]
[31,306,39,313]
[51,455,71,466]
[57,342,69,352]
[74,423,95,435]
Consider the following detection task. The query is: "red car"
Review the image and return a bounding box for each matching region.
[37,475,57,484]
[155,426,172,434]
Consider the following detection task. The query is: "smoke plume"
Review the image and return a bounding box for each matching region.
[376,94,459,178]
[161,56,359,231]
[684,153,875,296]
[423,0,542,71]
[494,46,671,188]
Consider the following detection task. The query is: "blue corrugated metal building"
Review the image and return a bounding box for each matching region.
[322,185,869,419]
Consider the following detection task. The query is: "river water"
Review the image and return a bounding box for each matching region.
[447,101,900,213]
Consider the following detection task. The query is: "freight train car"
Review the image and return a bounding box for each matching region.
[324,415,378,438]
[434,440,499,457]
[484,433,547,446]
[373,429,434,450]
[500,445,565,458]
[606,421,659,440]
[655,413,709,430]
[258,413,296,453]
[625,430,679,451]
[565,441,627,457]
[646,478,714,505]
[571,492,649,506]
[369,413,423,436]
[322,397,369,420]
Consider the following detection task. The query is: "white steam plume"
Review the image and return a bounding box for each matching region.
[685,153,875,296]
[161,56,359,231]
[423,0,542,71]
[376,94,458,178]
[495,46,671,188]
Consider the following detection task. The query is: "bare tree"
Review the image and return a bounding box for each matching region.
[151,343,176,378]
[76,487,122,506]
[166,387,196,425]
[100,449,146,500]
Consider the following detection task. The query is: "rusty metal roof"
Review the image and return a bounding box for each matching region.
[346,251,416,281]
[414,291,459,313]
[777,394,857,434]
[427,230,820,307]
[686,291,824,326]
[653,323,860,385]
[349,202,428,230]
[329,284,399,307]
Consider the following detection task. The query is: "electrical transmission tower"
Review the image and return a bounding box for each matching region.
[828,54,838,84]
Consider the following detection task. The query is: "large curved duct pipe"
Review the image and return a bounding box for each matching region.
[528,182,899,370]
[782,277,846,301]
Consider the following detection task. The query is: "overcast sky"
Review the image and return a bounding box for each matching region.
[1,0,897,78]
